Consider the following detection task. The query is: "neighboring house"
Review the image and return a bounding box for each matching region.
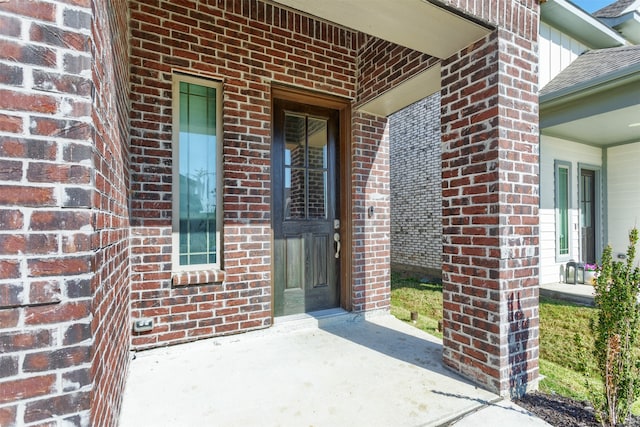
[0,0,540,425]
[539,0,640,284]
[390,0,640,286]
[390,93,442,278]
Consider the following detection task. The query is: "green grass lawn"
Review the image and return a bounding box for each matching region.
[389,273,640,411]
[390,276,444,339]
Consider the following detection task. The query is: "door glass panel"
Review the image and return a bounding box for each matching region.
[581,173,593,227]
[283,114,329,220]
[285,113,306,168]
[307,117,327,169]
[285,167,306,219]
[308,170,327,219]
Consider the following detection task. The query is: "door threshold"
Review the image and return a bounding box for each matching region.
[273,308,355,331]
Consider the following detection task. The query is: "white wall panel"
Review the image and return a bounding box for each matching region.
[607,142,640,257]
[539,135,602,284]
[538,22,588,89]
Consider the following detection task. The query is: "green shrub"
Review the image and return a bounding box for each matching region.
[590,228,640,426]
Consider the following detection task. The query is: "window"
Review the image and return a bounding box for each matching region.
[172,74,222,271]
[555,160,571,261]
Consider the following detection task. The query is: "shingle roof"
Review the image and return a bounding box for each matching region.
[593,0,637,18]
[540,44,640,96]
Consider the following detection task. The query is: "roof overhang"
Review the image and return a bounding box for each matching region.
[541,0,627,48]
[272,0,492,116]
[540,65,640,146]
[357,64,441,116]
[272,0,492,59]
[600,11,640,44]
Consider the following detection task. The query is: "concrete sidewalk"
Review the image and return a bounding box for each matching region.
[119,311,549,427]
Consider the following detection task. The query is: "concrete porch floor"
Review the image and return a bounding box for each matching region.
[539,282,595,306]
[119,311,549,427]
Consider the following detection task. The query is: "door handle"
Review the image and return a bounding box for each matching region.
[334,232,341,259]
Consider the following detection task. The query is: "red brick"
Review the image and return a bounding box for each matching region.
[0,1,56,21]
[29,281,62,305]
[0,89,57,114]
[24,391,90,424]
[23,346,91,372]
[0,234,26,255]
[27,163,91,184]
[0,309,20,328]
[29,117,92,140]
[0,138,57,160]
[0,405,17,427]
[62,369,91,392]
[0,114,23,133]
[0,284,24,309]
[0,374,56,404]
[30,211,91,231]
[29,23,90,52]
[63,323,91,345]
[2,41,56,71]
[0,260,20,280]
[0,186,55,206]
[25,301,90,325]
[28,256,91,277]
[0,329,53,353]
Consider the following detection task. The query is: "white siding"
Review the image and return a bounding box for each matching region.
[539,136,602,284]
[538,22,588,89]
[607,142,640,257]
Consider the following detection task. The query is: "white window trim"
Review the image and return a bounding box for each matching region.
[554,160,572,263]
[171,73,224,273]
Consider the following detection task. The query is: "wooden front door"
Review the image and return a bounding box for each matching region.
[272,98,341,316]
[580,169,596,264]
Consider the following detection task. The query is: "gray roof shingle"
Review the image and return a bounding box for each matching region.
[593,0,637,18]
[540,44,640,96]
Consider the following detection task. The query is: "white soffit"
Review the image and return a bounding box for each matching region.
[357,64,441,117]
[272,0,491,59]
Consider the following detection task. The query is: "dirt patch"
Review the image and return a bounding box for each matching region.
[516,392,640,426]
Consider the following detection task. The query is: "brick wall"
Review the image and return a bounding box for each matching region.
[443,0,539,41]
[351,112,391,312]
[89,0,131,425]
[0,0,130,425]
[440,24,539,396]
[0,0,542,421]
[128,0,365,348]
[0,1,94,425]
[128,0,414,348]
[356,36,438,108]
[389,94,442,275]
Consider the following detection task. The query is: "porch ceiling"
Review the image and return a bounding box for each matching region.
[540,70,640,146]
[542,104,640,146]
[272,0,492,59]
[358,63,441,116]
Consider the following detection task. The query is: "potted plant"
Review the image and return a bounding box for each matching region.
[584,263,598,285]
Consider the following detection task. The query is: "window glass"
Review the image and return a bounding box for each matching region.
[556,163,570,258]
[174,77,221,269]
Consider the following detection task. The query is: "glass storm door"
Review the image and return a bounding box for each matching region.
[272,99,340,316]
[580,169,596,264]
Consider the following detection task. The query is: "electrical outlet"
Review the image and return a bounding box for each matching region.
[133,318,153,333]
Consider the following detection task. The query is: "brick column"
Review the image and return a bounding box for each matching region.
[0,1,131,425]
[440,29,539,396]
[351,111,391,312]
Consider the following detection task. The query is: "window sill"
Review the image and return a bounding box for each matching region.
[172,269,225,287]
